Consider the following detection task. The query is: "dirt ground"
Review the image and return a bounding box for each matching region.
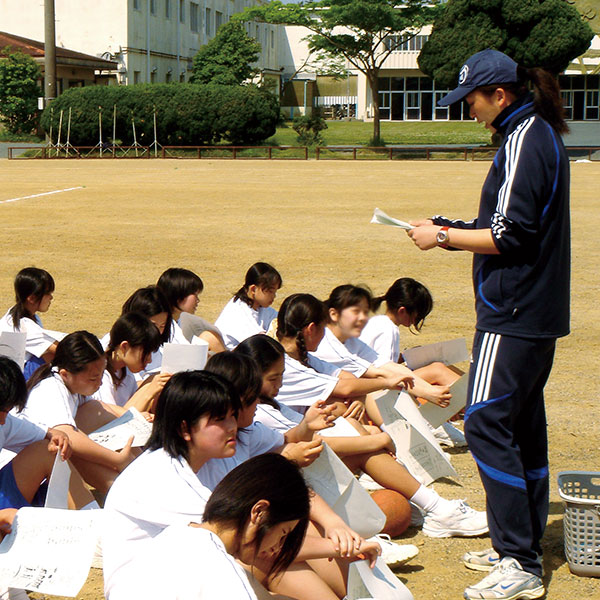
[1,157,598,599]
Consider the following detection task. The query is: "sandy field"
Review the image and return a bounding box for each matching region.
[1,157,598,599]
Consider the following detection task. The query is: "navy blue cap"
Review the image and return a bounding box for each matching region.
[437,49,519,106]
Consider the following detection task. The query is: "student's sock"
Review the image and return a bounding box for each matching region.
[409,485,452,515]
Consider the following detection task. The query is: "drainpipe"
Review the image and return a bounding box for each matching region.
[176,0,181,77]
[44,0,56,103]
[146,0,151,81]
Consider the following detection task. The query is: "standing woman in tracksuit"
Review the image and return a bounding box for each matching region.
[408,49,570,600]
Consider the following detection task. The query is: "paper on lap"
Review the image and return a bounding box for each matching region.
[370,207,413,230]
[45,453,72,509]
[318,416,360,438]
[402,338,468,371]
[89,407,152,451]
[419,374,468,429]
[376,391,457,486]
[0,507,97,597]
[161,341,208,373]
[347,558,415,600]
[303,445,385,539]
[0,332,27,369]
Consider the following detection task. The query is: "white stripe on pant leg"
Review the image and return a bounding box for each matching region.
[473,332,499,405]
[481,333,501,405]
[471,332,491,406]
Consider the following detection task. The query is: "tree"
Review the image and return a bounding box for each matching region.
[418,0,595,89]
[191,21,262,86]
[237,0,439,145]
[0,49,42,135]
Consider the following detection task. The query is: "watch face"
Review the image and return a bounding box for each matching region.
[436,230,448,243]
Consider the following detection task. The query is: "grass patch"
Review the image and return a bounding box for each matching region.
[266,120,491,147]
[0,130,44,143]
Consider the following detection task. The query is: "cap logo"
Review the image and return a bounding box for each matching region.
[459,64,469,85]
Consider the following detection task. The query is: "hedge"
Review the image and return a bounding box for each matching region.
[39,83,279,146]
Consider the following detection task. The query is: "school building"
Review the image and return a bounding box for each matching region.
[0,1,598,123]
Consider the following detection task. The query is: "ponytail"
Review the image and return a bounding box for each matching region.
[522,66,569,135]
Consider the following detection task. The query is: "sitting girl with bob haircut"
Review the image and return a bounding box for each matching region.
[111,453,311,600]
[215,262,282,350]
[102,370,241,599]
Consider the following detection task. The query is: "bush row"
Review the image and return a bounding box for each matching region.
[40,83,279,146]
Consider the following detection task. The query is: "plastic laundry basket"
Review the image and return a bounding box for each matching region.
[557,471,600,577]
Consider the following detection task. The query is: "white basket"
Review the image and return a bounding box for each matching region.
[557,471,600,577]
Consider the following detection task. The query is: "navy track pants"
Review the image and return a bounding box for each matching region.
[464,330,556,577]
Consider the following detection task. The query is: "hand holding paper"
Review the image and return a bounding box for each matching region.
[371,207,413,230]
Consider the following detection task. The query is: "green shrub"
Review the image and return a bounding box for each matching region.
[39,83,279,146]
[292,113,327,146]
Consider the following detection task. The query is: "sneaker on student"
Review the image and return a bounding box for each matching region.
[463,548,501,571]
[463,557,545,600]
[409,502,425,527]
[422,499,488,538]
[433,423,468,448]
[368,534,419,568]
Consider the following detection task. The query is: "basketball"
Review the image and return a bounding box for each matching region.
[370,489,412,538]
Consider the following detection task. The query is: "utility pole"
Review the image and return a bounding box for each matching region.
[44,0,57,105]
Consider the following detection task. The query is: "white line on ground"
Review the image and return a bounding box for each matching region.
[0,186,84,205]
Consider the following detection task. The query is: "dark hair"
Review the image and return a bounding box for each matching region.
[0,356,28,412]
[372,278,433,332]
[203,453,310,581]
[121,285,172,344]
[9,267,55,329]
[234,262,282,307]
[325,284,372,320]
[106,312,162,384]
[157,268,204,313]
[276,293,327,366]
[145,370,241,462]
[479,65,568,135]
[205,351,261,409]
[235,335,285,409]
[27,330,104,391]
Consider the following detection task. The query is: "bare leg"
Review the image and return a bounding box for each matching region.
[414,362,463,386]
[269,562,340,600]
[11,440,56,502]
[69,456,119,495]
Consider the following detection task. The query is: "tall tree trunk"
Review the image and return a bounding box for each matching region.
[369,72,381,144]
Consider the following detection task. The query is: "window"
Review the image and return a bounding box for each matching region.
[133,0,140,9]
[271,30,274,49]
[406,92,420,120]
[190,2,199,32]
[385,34,429,52]
[150,71,156,83]
[166,71,172,83]
[435,92,449,120]
[205,8,212,36]
[180,71,186,82]
[150,0,156,15]
[215,11,223,32]
[179,0,185,23]
[165,0,170,18]
[586,90,599,120]
[133,70,141,84]
[562,91,573,120]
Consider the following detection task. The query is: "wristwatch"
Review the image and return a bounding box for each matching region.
[436,226,450,249]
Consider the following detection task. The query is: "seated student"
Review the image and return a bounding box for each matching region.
[111,454,314,600]
[88,312,168,415]
[19,332,137,494]
[314,284,452,408]
[201,351,381,600]
[275,293,411,422]
[102,370,241,599]
[215,262,282,350]
[157,267,226,354]
[360,277,462,386]
[0,267,63,380]
[271,296,487,540]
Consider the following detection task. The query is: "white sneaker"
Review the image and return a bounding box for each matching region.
[433,423,468,448]
[464,557,545,600]
[422,499,488,538]
[463,548,501,571]
[368,534,419,568]
[409,502,425,527]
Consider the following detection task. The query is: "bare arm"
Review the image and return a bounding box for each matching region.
[407,225,499,254]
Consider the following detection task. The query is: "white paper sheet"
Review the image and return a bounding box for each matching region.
[370,207,413,230]
[403,338,468,371]
[44,453,72,509]
[347,558,415,600]
[161,342,208,373]
[376,391,457,486]
[318,416,361,438]
[419,374,468,429]
[0,507,97,597]
[303,445,385,539]
[0,332,27,370]
[89,407,152,451]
